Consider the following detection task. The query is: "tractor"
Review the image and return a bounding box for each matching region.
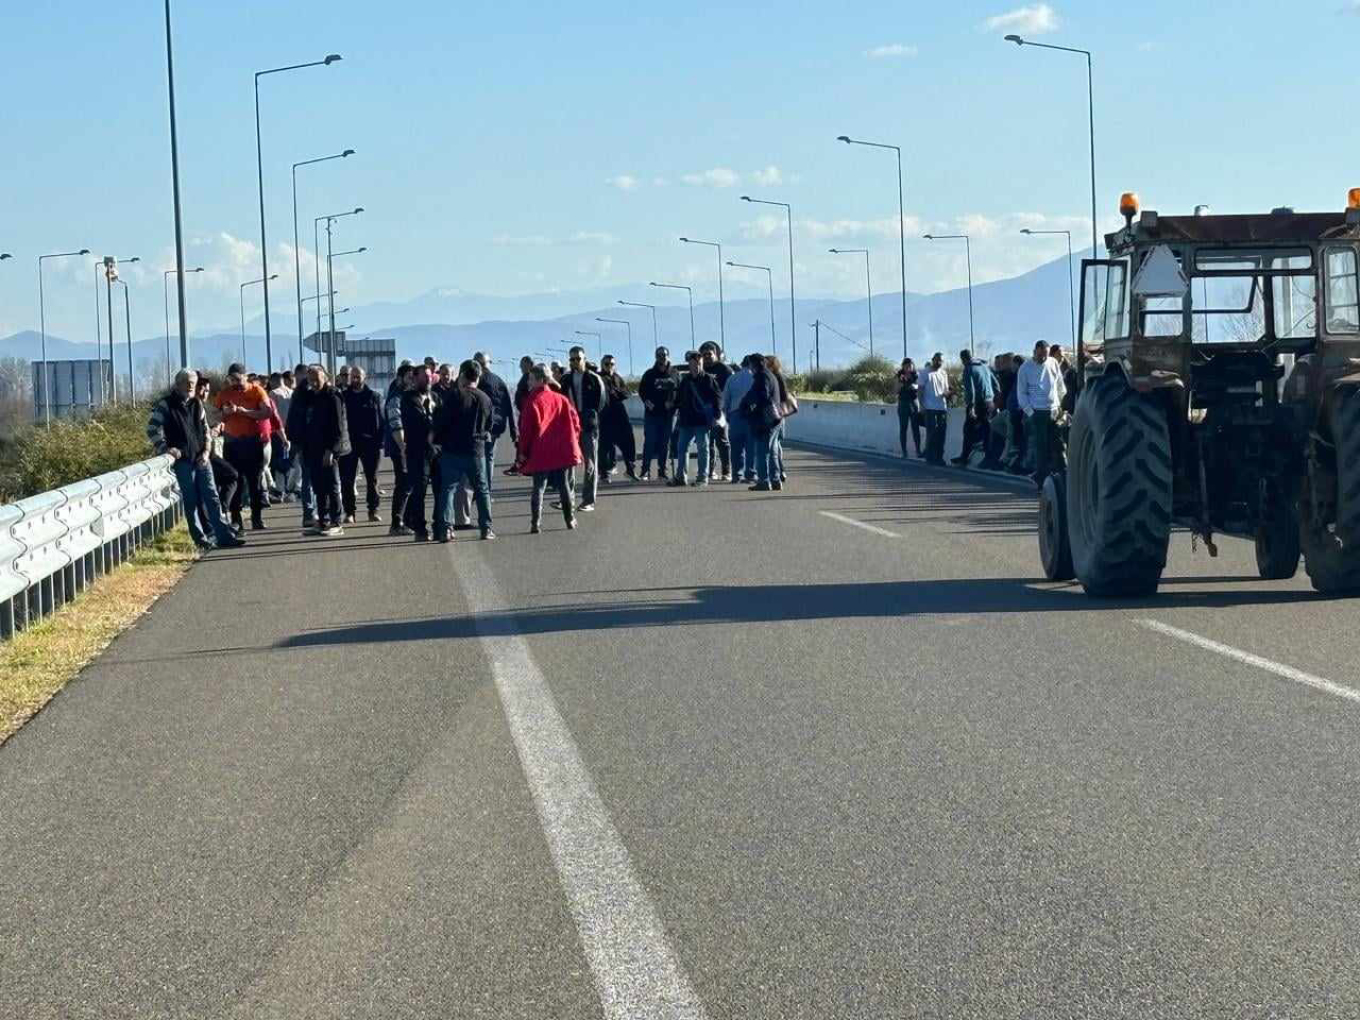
[1039,192,1360,596]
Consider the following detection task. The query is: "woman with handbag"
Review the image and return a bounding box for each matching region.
[742,353,784,492]
[768,355,796,487]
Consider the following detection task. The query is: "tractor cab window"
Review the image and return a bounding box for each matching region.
[1325,247,1360,334]
[1081,259,1129,349]
[1191,249,1314,345]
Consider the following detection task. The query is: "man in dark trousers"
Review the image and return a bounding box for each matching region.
[954,348,1000,469]
[598,353,637,482]
[513,354,535,415]
[212,363,273,532]
[339,365,384,524]
[285,364,316,529]
[147,370,245,551]
[638,346,679,481]
[384,363,414,535]
[434,359,496,542]
[671,350,722,487]
[399,364,439,541]
[699,342,733,481]
[301,364,350,537]
[561,345,607,511]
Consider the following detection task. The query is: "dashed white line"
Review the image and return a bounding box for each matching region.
[450,549,709,1020]
[1137,619,1360,706]
[818,510,900,538]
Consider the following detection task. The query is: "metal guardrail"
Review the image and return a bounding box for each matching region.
[0,455,182,640]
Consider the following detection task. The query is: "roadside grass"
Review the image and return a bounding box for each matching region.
[0,523,198,744]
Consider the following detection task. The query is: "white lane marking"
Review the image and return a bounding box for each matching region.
[1137,619,1360,706]
[818,510,900,539]
[450,550,709,1020]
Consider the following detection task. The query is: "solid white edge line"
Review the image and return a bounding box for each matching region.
[1137,618,1360,706]
[818,510,901,539]
[451,550,709,1020]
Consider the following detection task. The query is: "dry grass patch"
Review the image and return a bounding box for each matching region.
[0,524,198,744]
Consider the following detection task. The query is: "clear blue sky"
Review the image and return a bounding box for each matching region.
[4,0,1360,344]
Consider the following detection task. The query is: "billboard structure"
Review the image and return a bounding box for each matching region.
[303,331,397,395]
[32,360,114,420]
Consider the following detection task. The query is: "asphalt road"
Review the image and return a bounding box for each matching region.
[3,435,1360,1018]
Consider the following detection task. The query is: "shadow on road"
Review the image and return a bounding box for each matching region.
[277,576,1324,649]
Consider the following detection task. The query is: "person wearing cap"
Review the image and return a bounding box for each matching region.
[212,362,274,531]
[638,346,679,481]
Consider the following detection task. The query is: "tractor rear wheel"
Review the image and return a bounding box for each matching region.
[1038,472,1075,581]
[1066,374,1172,597]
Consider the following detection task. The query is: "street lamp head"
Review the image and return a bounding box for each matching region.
[923,234,934,240]
[269,273,279,280]
[353,207,364,214]
[127,257,141,263]
[836,135,852,143]
[357,247,368,253]
[79,248,90,255]
[829,248,840,253]
[342,148,355,157]
[324,53,343,64]
[1004,34,1024,45]
[679,237,689,243]
[1020,229,1033,235]
[725,261,735,267]
[0,253,11,261]
[740,195,752,202]
[191,266,205,273]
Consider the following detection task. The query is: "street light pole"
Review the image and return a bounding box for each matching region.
[38,249,91,423]
[837,137,908,361]
[679,237,724,349]
[117,279,135,401]
[924,233,975,355]
[164,266,203,380]
[829,248,874,357]
[618,300,659,349]
[240,273,278,365]
[741,196,797,372]
[314,208,363,352]
[726,261,777,354]
[326,244,367,375]
[648,283,693,347]
[254,53,342,373]
[292,148,354,354]
[101,257,139,403]
[164,0,190,369]
[595,317,634,376]
[1020,228,1074,348]
[1004,35,1098,260]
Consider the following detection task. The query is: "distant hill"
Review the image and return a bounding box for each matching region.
[2,249,1088,379]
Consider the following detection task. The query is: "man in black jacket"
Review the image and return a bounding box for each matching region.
[700,342,734,481]
[147,370,245,551]
[302,365,351,536]
[339,365,384,524]
[433,359,496,541]
[671,350,722,487]
[638,346,679,481]
[449,351,518,529]
[513,355,534,414]
[598,354,637,482]
[285,365,317,528]
[562,345,607,511]
[743,353,783,491]
[399,365,440,540]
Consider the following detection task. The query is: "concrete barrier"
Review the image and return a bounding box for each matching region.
[625,394,968,461]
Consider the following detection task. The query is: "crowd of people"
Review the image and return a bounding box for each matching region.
[146,339,801,550]
[893,339,1077,487]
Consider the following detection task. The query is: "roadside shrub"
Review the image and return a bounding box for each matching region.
[0,403,155,504]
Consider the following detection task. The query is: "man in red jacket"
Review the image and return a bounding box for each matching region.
[514,365,583,534]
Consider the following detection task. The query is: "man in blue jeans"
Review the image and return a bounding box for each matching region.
[148,370,245,551]
[433,359,496,541]
[638,347,679,480]
[670,350,721,487]
[722,354,755,483]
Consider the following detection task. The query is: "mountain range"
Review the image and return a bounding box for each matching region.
[0,249,1089,378]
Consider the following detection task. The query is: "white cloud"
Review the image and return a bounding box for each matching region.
[865,43,918,59]
[982,3,1060,34]
[605,174,640,191]
[751,166,783,187]
[492,233,554,247]
[682,167,741,188]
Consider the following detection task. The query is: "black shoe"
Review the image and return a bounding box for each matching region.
[577,502,595,512]
[389,524,413,536]
[749,482,772,491]
[950,456,969,466]
[301,515,315,529]
[251,520,267,531]
[566,518,578,530]
[343,513,357,524]
[530,522,541,535]
[195,541,216,552]
[453,522,475,531]
[772,481,783,491]
[437,530,452,543]
[413,531,430,542]
[481,528,496,541]
[639,470,652,482]
[667,477,687,488]
[367,511,381,523]
[217,535,247,548]
[626,468,638,481]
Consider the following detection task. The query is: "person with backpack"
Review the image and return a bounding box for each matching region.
[670,350,722,487]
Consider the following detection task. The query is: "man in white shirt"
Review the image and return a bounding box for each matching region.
[919,352,951,465]
[1016,339,1067,486]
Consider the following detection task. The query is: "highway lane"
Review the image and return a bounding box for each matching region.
[3,436,1360,1017]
